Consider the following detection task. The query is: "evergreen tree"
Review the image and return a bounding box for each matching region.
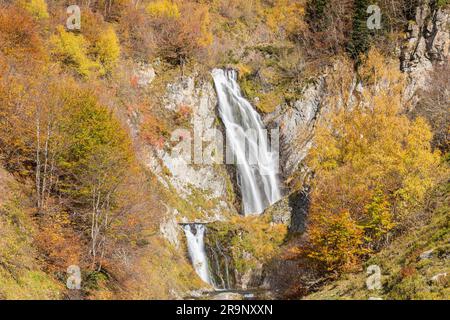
[348,0,371,60]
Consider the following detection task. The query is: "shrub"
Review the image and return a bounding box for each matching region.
[265,0,307,37]
[307,210,367,272]
[50,26,100,78]
[0,6,46,62]
[92,26,121,75]
[208,215,287,273]
[146,0,180,19]
[150,1,213,65]
[19,0,49,20]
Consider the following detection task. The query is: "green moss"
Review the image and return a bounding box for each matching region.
[207,216,287,274]
[236,45,306,114]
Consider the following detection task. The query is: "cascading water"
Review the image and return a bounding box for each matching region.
[212,69,282,215]
[183,224,212,285]
[183,70,283,292]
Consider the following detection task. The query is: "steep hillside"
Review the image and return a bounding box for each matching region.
[0,0,448,300]
[305,182,449,300]
[0,167,63,299]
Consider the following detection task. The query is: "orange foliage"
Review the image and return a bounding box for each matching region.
[151,1,213,65]
[35,209,83,272]
[141,112,168,149]
[0,5,46,64]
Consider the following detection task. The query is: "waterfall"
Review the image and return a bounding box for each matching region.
[183,224,212,285]
[212,69,282,215]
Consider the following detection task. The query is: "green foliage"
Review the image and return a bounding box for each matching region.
[364,189,396,246]
[0,178,62,300]
[348,0,371,60]
[56,89,133,206]
[208,216,287,273]
[0,269,62,300]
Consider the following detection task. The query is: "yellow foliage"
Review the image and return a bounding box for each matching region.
[50,26,100,78]
[304,50,442,272]
[19,0,49,20]
[92,26,121,75]
[359,48,405,107]
[265,0,306,35]
[146,0,181,19]
[308,211,367,272]
[195,5,213,47]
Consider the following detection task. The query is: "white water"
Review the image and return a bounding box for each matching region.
[212,69,282,215]
[183,224,212,285]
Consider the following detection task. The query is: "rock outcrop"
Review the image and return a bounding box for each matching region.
[401,0,450,104]
[264,78,326,180]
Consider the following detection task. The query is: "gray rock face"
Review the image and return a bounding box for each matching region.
[159,206,181,249]
[139,75,236,227]
[419,249,435,260]
[134,63,156,87]
[264,197,292,226]
[264,78,326,180]
[401,1,450,103]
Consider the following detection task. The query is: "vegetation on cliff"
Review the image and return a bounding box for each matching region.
[0,0,448,300]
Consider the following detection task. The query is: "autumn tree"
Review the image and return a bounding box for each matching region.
[117,4,155,60]
[0,5,46,66]
[50,25,100,78]
[56,89,134,269]
[81,9,121,76]
[302,50,442,272]
[148,1,213,67]
[18,0,49,20]
[265,0,307,38]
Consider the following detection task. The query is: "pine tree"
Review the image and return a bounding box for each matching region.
[348,0,371,60]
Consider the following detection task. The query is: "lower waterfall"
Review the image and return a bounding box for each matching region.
[183,224,212,285]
